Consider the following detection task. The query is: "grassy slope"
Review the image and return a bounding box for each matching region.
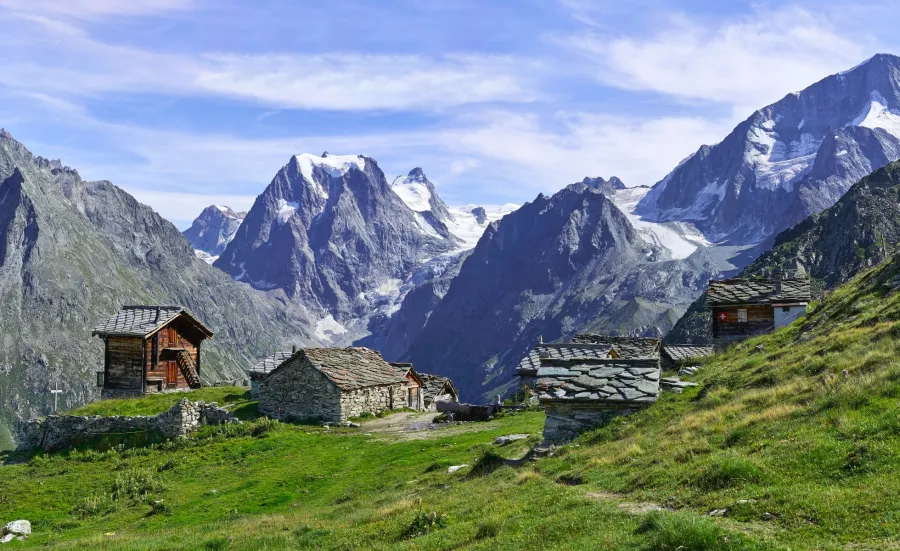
[6,256,900,549]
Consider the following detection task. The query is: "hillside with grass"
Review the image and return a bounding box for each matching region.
[5,254,900,549]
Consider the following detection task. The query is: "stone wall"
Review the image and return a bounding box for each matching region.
[259,357,343,422]
[340,383,408,420]
[16,399,237,452]
[541,403,644,443]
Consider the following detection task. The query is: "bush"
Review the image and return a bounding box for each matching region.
[250,417,280,438]
[112,468,165,502]
[148,499,172,516]
[475,519,502,540]
[401,511,449,539]
[695,453,764,490]
[637,511,762,551]
[71,493,115,519]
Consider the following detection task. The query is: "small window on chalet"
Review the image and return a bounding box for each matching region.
[782,306,791,313]
[737,309,748,323]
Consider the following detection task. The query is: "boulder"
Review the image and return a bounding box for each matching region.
[447,464,468,474]
[494,434,529,445]
[0,534,14,544]
[3,520,30,537]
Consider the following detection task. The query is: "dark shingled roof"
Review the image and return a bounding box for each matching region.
[535,358,660,403]
[250,351,294,374]
[516,337,659,376]
[92,306,213,338]
[288,347,407,391]
[706,278,810,306]
[418,373,458,403]
[661,345,714,363]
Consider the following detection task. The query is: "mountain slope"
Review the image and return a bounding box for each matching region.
[666,158,900,344]
[0,131,318,445]
[213,154,461,343]
[404,182,725,399]
[183,205,246,262]
[638,53,900,244]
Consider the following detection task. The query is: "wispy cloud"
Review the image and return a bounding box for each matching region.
[560,6,873,114]
[0,0,193,19]
[0,14,544,112]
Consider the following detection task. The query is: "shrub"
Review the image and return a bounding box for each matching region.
[695,453,763,490]
[250,417,280,438]
[112,468,165,502]
[475,519,502,540]
[71,493,115,519]
[148,500,172,516]
[401,511,449,539]
[637,511,763,551]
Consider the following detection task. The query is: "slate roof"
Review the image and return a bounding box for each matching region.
[92,306,213,338]
[661,345,714,363]
[516,337,660,376]
[418,373,458,403]
[535,358,660,404]
[249,350,294,374]
[286,347,408,391]
[706,278,810,306]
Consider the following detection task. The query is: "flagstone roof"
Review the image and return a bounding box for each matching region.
[516,336,660,376]
[706,278,810,306]
[661,345,714,363]
[92,306,213,338]
[534,358,661,404]
[274,347,408,391]
[250,350,294,374]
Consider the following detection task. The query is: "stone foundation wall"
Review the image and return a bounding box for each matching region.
[259,358,343,422]
[541,402,645,443]
[340,383,408,420]
[16,399,238,452]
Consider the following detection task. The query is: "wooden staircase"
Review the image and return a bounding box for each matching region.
[176,350,202,389]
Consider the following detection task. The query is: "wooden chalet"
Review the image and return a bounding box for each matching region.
[391,363,459,411]
[707,278,810,345]
[92,306,213,398]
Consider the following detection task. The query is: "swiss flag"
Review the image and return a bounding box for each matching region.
[718,312,727,323]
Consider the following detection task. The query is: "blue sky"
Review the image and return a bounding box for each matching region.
[0,0,894,227]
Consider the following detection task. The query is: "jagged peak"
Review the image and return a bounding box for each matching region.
[407,167,427,181]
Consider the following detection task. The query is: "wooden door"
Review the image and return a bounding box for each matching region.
[166,326,177,347]
[166,360,178,387]
[408,387,419,409]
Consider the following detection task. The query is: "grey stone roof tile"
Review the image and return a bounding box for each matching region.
[92,306,213,338]
[707,278,810,306]
[298,347,407,391]
[661,345,714,362]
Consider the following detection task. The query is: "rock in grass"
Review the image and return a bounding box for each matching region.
[3,520,30,537]
[0,534,14,544]
[447,464,468,474]
[494,434,529,445]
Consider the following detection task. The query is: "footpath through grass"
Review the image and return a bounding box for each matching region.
[7,255,900,549]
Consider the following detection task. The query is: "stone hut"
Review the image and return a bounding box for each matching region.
[418,373,459,411]
[708,277,810,345]
[258,347,421,423]
[248,350,294,399]
[525,335,661,443]
[660,345,713,371]
[92,306,213,398]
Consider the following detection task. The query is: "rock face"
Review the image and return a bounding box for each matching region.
[0,131,317,447]
[16,399,238,452]
[213,154,460,341]
[667,159,900,344]
[637,53,900,244]
[403,182,725,400]
[183,205,246,262]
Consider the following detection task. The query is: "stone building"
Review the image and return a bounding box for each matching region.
[248,350,294,399]
[92,306,213,398]
[258,347,422,423]
[417,373,459,411]
[660,344,713,371]
[708,277,810,345]
[519,335,661,443]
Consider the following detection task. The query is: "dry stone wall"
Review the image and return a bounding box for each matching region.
[340,383,408,420]
[16,399,237,452]
[542,403,641,443]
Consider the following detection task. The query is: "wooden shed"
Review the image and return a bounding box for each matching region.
[92,306,213,398]
[707,278,810,345]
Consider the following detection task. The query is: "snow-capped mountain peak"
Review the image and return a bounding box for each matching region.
[184,204,247,263]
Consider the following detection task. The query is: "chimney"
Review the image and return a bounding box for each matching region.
[154,306,161,323]
[292,344,297,354]
[775,273,783,295]
[538,335,543,344]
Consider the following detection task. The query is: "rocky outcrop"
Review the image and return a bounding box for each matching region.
[16,399,237,452]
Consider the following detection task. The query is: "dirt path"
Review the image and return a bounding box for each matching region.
[360,411,441,433]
